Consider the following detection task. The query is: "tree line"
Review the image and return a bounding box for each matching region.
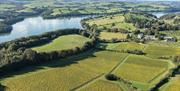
[0,28,99,76]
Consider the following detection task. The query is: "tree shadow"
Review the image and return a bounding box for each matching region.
[0,49,99,80]
[0,84,6,91]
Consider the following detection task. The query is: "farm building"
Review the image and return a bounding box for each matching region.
[164,36,177,42]
[137,33,144,39]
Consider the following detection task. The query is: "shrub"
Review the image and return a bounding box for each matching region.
[105,74,119,81]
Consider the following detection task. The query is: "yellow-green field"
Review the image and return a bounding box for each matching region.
[106,42,146,51]
[1,51,128,91]
[144,45,180,58]
[79,79,123,91]
[32,34,90,52]
[160,75,180,91]
[99,32,127,40]
[86,15,136,31]
[113,55,169,89]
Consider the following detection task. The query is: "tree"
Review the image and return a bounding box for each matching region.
[23,49,38,63]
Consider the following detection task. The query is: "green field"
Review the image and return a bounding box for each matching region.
[99,32,127,40]
[113,55,169,90]
[0,51,128,91]
[32,35,90,52]
[86,15,137,31]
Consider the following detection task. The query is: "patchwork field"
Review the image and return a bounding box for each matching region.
[113,55,169,89]
[99,32,127,40]
[144,45,180,58]
[160,75,180,91]
[86,15,136,31]
[1,51,128,91]
[32,34,90,52]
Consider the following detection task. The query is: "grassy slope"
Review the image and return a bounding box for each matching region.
[32,35,90,52]
[1,51,128,91]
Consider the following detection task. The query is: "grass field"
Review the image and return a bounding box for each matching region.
[1,51,128,91]
[144,45,180,58]
[113,55,169,90]
[79,79,123,91]
[32,35,90,52]
[106,42,146,51]
[99,32,127,40]
[86,15,136,31]
[160,75,180,91]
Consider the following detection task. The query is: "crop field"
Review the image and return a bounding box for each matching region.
[114,55,168,84]
[79,79,123,91]
[160,75,180,91]
[144,45,180,58]
[32,35,90,52]
[1,51,128,91]
[99,32,127,40]
[106,42,146,51]
[86,15,136,31]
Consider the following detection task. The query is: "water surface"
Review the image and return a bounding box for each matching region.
[0,16,90,43]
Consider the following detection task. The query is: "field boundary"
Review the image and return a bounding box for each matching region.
[72,54,129,91]
[110,55,130,73]
[71,73,104,91]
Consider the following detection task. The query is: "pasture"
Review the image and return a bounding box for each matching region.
[99,32,127,40]
[32,34,90,52]
[1,51,128,91]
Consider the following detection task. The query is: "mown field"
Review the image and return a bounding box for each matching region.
[160,75,180,91]
[85,15,136,31]
[99,32,127,40]
[0,50,128,91]
[32,34,90,52]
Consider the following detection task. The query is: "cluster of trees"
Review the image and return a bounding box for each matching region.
[105,74,141,91]
[100,38,128,43]
[122,49,145,55]
[106,28,130,34]
[0,29,98,75]
[0,22,12,33]
[173,56,180,65]
[124,13,180,34]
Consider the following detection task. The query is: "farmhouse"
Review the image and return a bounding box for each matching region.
[164,36,177,42]
[137,33,144,39]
